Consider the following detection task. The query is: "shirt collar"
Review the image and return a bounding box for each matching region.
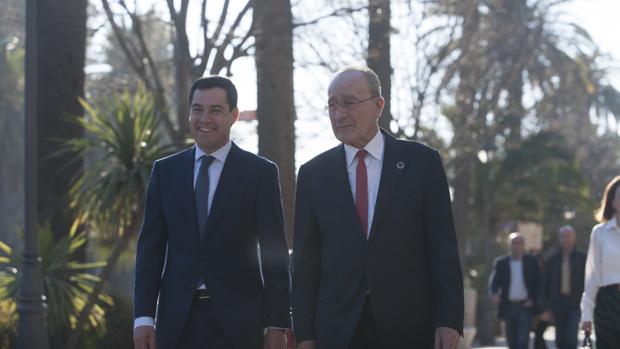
[343,129,384,167]
[194,140,232,164]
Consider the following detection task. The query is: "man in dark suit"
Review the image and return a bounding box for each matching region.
[541,225,586,349]
[490,233,542,349]
[292,67,463,349]
[133,76,291,349]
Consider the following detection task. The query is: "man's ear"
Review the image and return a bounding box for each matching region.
[376,97,385,119]
[376,96,385,109]
[231,107,240,124]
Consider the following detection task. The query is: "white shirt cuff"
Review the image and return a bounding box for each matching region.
[135,319,288,332]
[134,316,155,329]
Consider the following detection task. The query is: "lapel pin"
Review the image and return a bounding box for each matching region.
[396,161,405,170]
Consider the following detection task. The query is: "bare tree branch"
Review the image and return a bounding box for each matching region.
[101,0,177,140]
[293,5,366,28]
[210,0,252,74]
[197,0,209,67]
[212,0,231,48]
[196,0,232,76]
[101,0,151,85]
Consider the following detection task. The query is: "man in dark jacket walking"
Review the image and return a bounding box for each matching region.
[541,225,586,349]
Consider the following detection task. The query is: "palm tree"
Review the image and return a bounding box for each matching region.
[421,0,620,343]
[0,224,110,347]
[62,88,176,349]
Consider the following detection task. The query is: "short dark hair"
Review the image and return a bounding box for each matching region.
[188,75,238,110]
[596,176,620,222]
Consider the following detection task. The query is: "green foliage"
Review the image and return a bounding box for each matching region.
[0,297,17,349]
[59,87,176,347]
[0,224,110,342]
[66,87,176,236]
[97,295,134,349]
[490,132,590,224]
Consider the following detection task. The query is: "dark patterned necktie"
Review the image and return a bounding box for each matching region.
[195,155,215,241]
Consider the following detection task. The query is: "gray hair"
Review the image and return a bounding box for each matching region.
[558,225,576,235]
[336,66,382,97]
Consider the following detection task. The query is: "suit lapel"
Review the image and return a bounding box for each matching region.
[369,131,405,240]
[202,142,247,244]
[326,145,364,236]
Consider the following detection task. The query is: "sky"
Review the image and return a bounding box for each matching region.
[559,0,620,85]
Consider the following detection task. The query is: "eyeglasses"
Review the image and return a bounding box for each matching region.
[324,96,377,115]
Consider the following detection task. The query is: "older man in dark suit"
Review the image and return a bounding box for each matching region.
[292,66,463,349]
[133,76,291,349]
[541,225,586,349]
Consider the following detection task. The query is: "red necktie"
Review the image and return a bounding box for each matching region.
[355,150,369,238]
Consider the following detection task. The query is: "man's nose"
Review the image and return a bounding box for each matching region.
[198,112,213,122]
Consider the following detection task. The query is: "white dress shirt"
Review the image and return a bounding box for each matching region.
[508,258,529,301]
[134,141,231,329]
[581,216,620,322]
[343,130,384,237]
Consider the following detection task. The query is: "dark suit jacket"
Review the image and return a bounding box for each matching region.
[489,254,541,319]
[292,130,464,349]
[134,143,291,349]
[542,249,586,313]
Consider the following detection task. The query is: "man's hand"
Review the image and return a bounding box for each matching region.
[434,327,460,349]
[582,321,592,332]
[264,329,287,349]
[491,293,501,305]
[134,326,157,349]
[296,340,315,349]
[540,311,553,322]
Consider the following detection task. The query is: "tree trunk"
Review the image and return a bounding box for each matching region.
[367,0,392,134]
[450,0,480,283]
[254,0,296,246]
[36,0,86,241]
[173,18,192,140]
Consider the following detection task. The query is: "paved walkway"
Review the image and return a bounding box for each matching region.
[472,326,593,349]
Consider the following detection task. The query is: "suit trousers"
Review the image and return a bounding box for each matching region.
[347,297,383,349]
[552,296,580,349]
[504,302,532,349]
[176,296,235,349]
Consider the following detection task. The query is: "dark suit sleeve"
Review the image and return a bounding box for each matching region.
[256,162,292,328]
[134,161,168,318]
[291,164,320,342]
[423,150,464,333]
[541,257,551,310]
[489,257,501,296]
[528,256,542,308]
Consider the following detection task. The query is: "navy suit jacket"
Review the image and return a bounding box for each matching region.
[292,130,464,349]
[489,254,541,319]
[134,143,291,349]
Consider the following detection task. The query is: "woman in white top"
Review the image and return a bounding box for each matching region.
[581,176,620,349]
